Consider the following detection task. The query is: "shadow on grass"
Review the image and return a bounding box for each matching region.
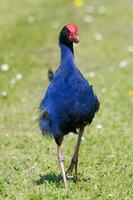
[34,172,91,186]
[34,173,61,185]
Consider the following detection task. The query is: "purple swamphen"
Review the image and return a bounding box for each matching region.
[39,24,100,188]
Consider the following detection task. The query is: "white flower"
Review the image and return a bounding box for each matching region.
[96,124,103,129]
[97,6,106,14]
[85,5,95,14]
[85,71,96,78]
[108,193,113,197]
[94,32,103,41]
[81,136,85,141]
[83,15,93,24]
[10,78,16,85]
[16,73,23,80]
[94,184,98,190]
[69,132,74,136]
[1,64,10,72]
[119,60,128,68]
[1,90,8,98]
[127,45,133,53]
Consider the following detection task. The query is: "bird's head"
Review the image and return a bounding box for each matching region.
[59,24,79,44]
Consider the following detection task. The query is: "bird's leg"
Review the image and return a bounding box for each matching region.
[57,145,67,189]
[66,127,84,180]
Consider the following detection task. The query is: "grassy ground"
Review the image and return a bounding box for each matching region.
[0,0,133,199]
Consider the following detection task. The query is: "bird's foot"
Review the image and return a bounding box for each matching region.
[66,159,78,181]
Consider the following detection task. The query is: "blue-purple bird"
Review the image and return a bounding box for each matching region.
[39,24,100,188]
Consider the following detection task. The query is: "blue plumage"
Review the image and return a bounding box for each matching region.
[39,26,99,145]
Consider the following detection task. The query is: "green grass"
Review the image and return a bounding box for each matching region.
[0,0,133,199]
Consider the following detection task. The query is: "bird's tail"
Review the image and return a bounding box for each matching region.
[48,69,54,81]
[95,95,100,112]
[38,109,52,137]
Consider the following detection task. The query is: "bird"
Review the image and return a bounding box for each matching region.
[39,24,100,188]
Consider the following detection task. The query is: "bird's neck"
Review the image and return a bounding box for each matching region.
[59,43,75,67]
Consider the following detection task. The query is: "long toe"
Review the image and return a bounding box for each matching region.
[66,163,75,176]
[74,163,79,182]
[66,174,74,180]
[66,162,79,181]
